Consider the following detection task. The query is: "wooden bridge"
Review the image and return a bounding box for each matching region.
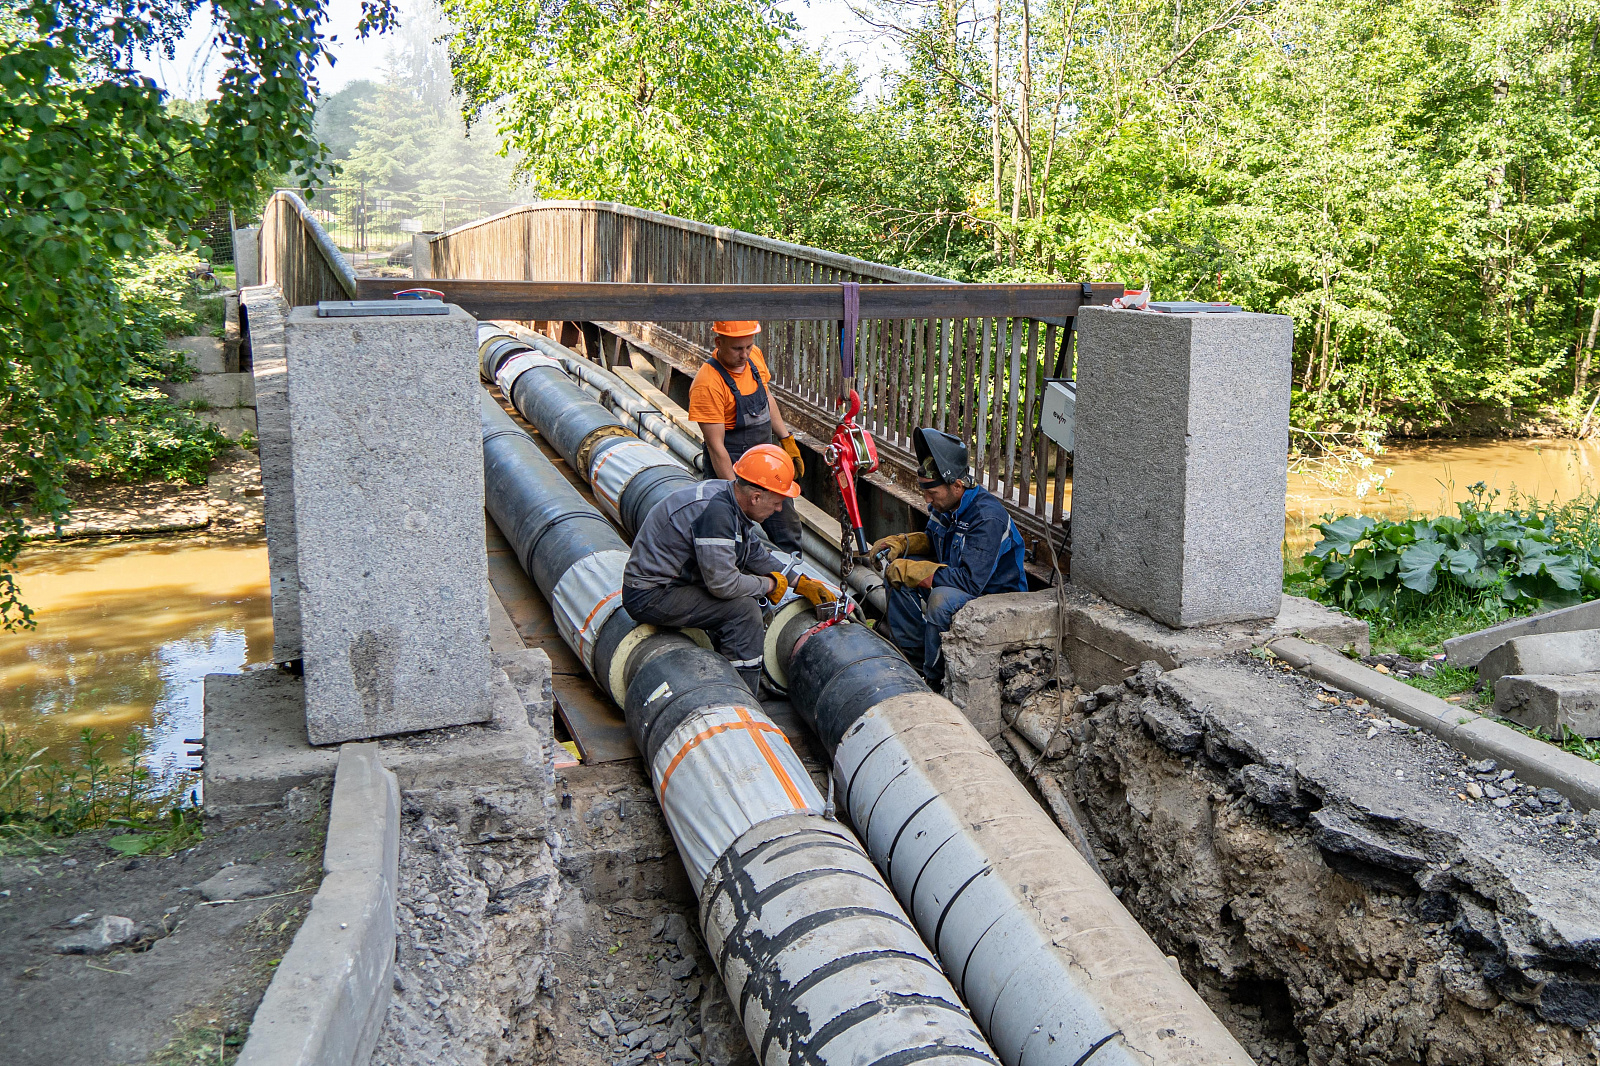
[260,192,1124,564]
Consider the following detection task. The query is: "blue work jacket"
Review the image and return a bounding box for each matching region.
[926,484,1028,596]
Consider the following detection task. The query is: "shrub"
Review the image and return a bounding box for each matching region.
[0,726,197,843]
[83,392,232,485]
[1301,483,1600,616]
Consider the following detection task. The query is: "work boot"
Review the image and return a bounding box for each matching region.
[737,666,763,700]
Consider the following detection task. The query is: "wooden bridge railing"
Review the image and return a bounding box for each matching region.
[420,201,1123,556]
[260,191,358,308]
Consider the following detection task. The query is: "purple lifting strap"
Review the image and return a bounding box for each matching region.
[838,281,860,401]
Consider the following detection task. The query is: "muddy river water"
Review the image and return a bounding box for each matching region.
[0,535,271,773]
[3,438,1597,765]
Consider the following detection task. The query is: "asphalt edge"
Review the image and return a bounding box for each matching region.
[1269,636,1600,812]
[236,742,399,1066]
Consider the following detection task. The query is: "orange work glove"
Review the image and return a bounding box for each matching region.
[885,558,945,589]
[767,571,790,601]
[780,435,805,478]
[795,575,836,607]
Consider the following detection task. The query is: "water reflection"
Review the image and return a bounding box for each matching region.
[0,536,272,770]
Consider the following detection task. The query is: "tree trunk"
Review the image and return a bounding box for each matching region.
[993,0,1004,257]
[1578,288,1600,397]
[1020,0,1034,218]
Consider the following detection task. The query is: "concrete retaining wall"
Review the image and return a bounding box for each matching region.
[238,743,400,1066]
[941,585,1368,740]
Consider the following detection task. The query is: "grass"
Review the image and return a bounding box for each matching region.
[1399,662,1479,699]
[0,726,200,851]
[148,1020,245,1066]
[1501,722,1600,766]
[1286,562,1525,659]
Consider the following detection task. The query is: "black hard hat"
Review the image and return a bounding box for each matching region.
[913,427,969,488]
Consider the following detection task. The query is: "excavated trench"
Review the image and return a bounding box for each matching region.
[982,649,1600,1066]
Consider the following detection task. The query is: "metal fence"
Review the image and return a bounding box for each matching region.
[423,201,1122,552]
[282,186,530,254]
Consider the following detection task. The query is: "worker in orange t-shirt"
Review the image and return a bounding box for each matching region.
[687,321,805,553]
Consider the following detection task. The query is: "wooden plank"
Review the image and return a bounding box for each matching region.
[354,279,1101,321]
[1036,323,1057,518]
[1002,318,1023,501]
[976,319,994,481]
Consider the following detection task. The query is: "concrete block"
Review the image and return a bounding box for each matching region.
[160,372,255,409]
[234,226,260,288]
[1478,629,1600,686]
[1444,599,1600,667]
[200,407,257,440]
[172,335,230,375]
[411,234,435,279]
[243,287,300,662]
[1495,672,1600,738]
[1071,307,1293,628]
[203,670,338,809]
[286,303,492,744]
[237,744,398,1066]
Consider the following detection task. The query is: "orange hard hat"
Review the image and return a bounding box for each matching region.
[713,321,761,338]
[733,444,801,498]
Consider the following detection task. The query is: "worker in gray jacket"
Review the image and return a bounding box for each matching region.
[621,443,828,696]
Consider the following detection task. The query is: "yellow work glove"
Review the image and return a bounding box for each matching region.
[795,575,836,607]
[780,435,805,478]
[885,558,945,589]
[869,532,931,563]
[767,571,790,601]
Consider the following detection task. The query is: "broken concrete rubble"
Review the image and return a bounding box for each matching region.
[1477,628,1600,686]
[1495,671,1600,738]
[1443,598,1600,667]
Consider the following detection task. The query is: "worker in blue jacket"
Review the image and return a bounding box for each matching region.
[872,427,1028,688]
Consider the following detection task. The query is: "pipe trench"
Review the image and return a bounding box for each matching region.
[479,394,1000,1066]
[479,326,1252,1066]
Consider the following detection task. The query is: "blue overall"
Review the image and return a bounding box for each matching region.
[885,484,1027,686]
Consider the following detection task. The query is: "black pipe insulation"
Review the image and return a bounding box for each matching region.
[480,391,1002,1066]
[778,619,1256,1066]
[479,326,700,539]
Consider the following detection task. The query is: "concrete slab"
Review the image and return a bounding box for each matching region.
[285,304,492,744]
[941,585,1367,738]
[1443,598,1600,667]
[171,335,230,375]
[1269,636,1600,811]
[159,371,255,410]
[1495,672,1600,738]
[1477,628,1600,687]
[200,407,256,440]
[1071,307,1293,628]
[243,287,301,663]
[203,670,339,808]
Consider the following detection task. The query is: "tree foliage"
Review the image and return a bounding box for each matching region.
[434,0,1600,441]
[443,0,801,227]
[0,0,392,627]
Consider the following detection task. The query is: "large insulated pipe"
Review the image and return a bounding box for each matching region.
[481,395,1003,1066]
[480,326,702,538]
[775,620,1255,1066]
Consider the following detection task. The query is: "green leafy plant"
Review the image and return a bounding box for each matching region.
[82,394,232,485]
[1302,483,1600,615]
[0,726,198,840]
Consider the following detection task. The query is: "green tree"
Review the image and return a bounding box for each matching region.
[443,0,802,227]
[0,0,393,627]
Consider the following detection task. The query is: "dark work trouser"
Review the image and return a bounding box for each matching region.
[622,583,765,697]
[761,499,803,555]
[885,581,976,689]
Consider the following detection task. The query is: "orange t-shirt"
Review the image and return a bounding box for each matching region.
[687,348,774,430]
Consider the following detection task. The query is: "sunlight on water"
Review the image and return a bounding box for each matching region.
[1285,439,1600,558]
[0,535,272,770]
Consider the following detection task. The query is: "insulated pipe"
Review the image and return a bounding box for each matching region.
[779,621,1256,1066]
[479,326,702,537]
[555,347,709,473]
[480,394,1003,1066]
